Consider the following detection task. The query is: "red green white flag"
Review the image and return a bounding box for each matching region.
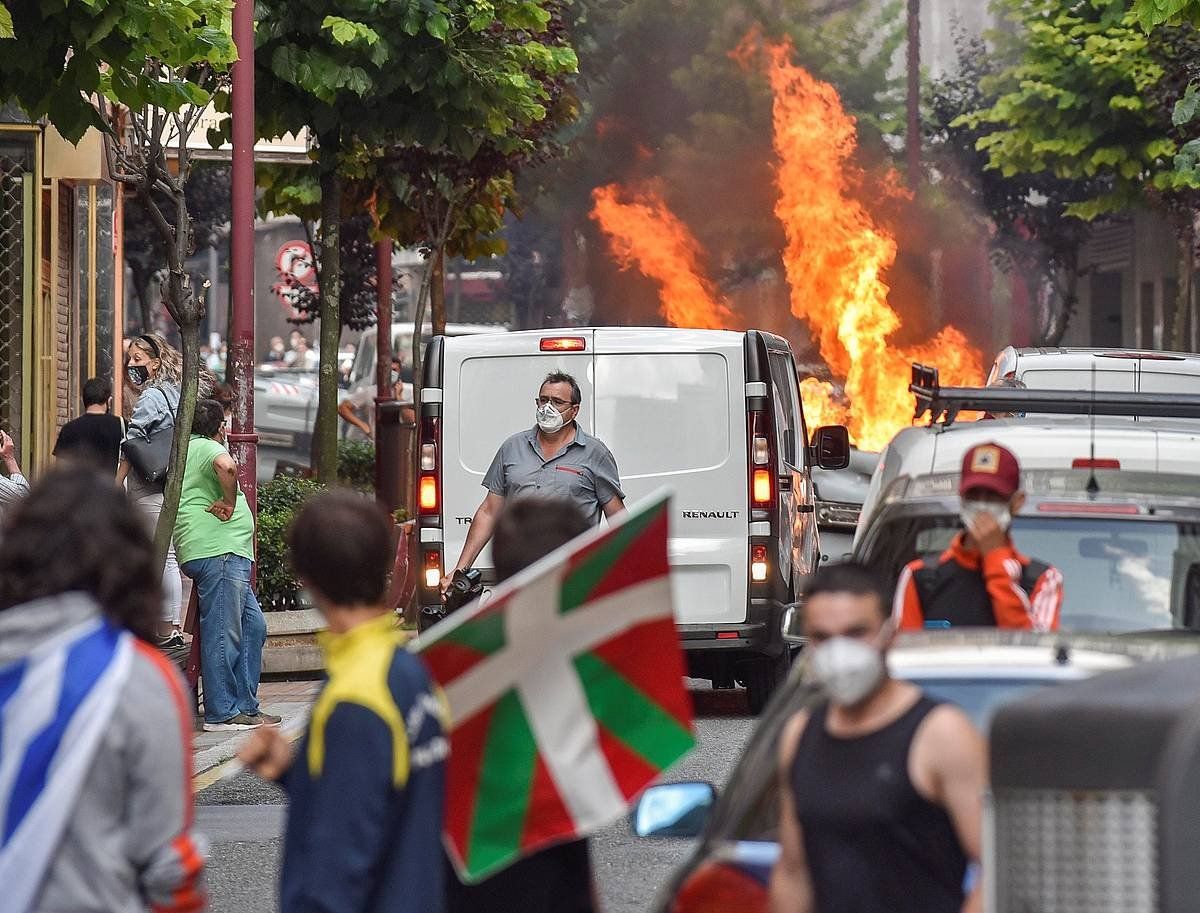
[417,493,694,883]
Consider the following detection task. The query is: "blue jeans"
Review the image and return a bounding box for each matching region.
[183,554,266,723]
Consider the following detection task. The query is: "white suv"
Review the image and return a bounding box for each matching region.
[415,327,850,711]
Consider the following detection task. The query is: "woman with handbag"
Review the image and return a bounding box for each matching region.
[118,333,185,646]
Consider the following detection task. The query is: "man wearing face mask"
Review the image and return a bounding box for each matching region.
[772,562,985,913]
[442,371,624,594]
[894,442,1062,631]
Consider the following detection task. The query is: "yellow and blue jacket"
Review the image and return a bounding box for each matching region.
[280,613,448,913]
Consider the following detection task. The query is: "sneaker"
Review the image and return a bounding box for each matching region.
[202,713,264,732]
[245,710,282,726]
[157,630,186,651]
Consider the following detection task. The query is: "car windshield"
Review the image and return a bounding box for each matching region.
[725,672,1057,842]
[868,515,1200,632]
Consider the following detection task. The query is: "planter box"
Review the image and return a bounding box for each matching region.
[263,607,326,675]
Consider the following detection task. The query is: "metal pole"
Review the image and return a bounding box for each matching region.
[228,0,258,513]
[906,0,921,189]
[374,239,402,515]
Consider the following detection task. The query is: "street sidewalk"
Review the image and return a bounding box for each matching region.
[192,680,322,791]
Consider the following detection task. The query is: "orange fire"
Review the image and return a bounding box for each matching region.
[588,36,982,452]
[752,36,981,451]
[590,184,734,330]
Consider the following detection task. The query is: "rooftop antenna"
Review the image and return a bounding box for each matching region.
[1086,362,1100,498]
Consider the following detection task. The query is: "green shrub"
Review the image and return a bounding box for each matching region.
[256,475,325,610]
[338,440,376,492]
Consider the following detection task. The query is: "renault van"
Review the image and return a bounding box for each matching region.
[415,327,850,711]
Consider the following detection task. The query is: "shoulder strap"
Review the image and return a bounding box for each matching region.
[911,554,943,612]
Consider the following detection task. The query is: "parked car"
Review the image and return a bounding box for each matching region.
[813,447,877,564]
[987,345,1200,393]
[253,367,318,481]
[345,320,505,395]
[416,327,850,711]
[632,631,1200,913]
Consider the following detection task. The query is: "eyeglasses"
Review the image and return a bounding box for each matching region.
[536,396,575,409]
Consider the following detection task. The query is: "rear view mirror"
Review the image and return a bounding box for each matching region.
[632,782,717,838]
[812,426,851,471]
[1079,537,1149,560]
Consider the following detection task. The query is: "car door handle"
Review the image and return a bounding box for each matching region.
[798,503,814,513]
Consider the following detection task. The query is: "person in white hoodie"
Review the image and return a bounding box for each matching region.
[0,466,205,913]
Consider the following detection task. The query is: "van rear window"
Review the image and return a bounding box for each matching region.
[593,354,731,476]
[457,354,592,474]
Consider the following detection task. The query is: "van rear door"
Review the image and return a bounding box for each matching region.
[443,331,595,572]
[592,329,748,626]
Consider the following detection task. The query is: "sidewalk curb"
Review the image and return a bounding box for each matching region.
[193,707,311,790]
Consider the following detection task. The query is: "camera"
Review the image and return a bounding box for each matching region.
[443,568,485,613]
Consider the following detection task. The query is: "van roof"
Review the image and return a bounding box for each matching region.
[881,415,1200,477]
[439,326,752,353]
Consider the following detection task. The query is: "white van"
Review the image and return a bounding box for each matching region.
[415,327,850,711]
[987,346,1200,392]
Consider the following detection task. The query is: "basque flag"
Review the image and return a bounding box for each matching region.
[0,607,133,913]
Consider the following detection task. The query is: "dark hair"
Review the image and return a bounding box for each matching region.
[191,398,226,438]
[541,371,581,406]
[288,490,393,605]
[0,467,161,641]
[801,561,890,619]
[492,496,590,583]
[82,376,111,406]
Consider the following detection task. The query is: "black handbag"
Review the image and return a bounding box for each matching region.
[122,425,173,484]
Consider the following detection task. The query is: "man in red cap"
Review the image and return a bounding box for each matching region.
[894,442,1063,631]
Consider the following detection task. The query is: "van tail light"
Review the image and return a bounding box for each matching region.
[540,336,586,352]
[1072,458,1121,470]
[752,469,772,505]
[418,415,441,518]
[419,475,439,512]
[747,409,776,511]
[424,549,443,589]
[752,436,770,465]
[750,544,768,582]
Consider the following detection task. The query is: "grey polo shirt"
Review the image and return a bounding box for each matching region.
[482,425,624,525]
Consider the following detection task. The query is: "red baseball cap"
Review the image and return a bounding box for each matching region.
[960,442,1020,499]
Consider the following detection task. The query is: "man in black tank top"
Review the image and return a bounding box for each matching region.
[772,563,985,913]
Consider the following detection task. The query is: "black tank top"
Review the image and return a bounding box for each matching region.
[790,695,967,913]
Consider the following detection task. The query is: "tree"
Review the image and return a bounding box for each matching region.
[124,162,232,332]
[958,0,1200,347]
[252,0,578,483]
[926,31,1100,344]
[0,0,236,570]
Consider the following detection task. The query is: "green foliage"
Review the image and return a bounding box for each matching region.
[959,0,1200,220]
[0,0,235,142]
[256,475,326,609]
[1132,0,1200,29]
[337,439,376,492]
[0,4,12,39]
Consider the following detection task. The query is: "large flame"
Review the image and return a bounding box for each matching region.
[588,36,982,452]
[590,184,734,330]
[752,37,980,451]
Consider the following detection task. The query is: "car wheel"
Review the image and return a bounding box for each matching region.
[745,649,791,715]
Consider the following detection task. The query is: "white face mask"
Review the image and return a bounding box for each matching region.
[806,630,889,707]
[960,499,1012,532]
[536,401,567,434]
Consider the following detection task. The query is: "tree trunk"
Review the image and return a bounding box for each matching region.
[131,266,154,332]
[315,159,342,485]
[1170,212,1195,351]
[156,318,200,573]
[431,247,446,337]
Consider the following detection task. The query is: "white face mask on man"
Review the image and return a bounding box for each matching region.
[536,401,567,434]
[805,621,894,707]
[960,499,1012,532]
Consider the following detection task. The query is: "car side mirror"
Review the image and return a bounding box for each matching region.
[632,782,718,838]
[811,426,850,470]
